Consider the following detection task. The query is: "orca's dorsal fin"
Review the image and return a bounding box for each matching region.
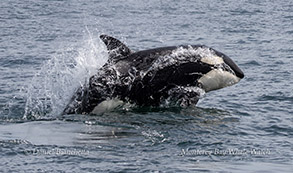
[100,35,133,60]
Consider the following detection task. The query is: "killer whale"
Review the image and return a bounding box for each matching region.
[63,35,244,114]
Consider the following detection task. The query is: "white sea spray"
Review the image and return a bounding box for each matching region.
[23,32,108,119]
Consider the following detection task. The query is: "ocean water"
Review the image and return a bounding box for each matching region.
[0,0,292,172]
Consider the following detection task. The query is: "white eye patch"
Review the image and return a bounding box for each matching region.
[200,55,224,65]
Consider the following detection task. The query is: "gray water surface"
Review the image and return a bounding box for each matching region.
[0,0,292,172]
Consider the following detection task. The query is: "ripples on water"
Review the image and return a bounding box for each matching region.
[0,0,292,172]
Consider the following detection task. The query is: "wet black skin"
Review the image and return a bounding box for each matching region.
[62,35,244,114]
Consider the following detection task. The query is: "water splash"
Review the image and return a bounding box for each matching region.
[23,31,108,119]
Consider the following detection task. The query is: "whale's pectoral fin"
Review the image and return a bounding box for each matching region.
[100,35,133,60]
[62,82,109,115]
[62,85,89,115]
[166,86,203,107]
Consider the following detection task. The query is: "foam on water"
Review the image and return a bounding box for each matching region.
[23,31,108,119]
